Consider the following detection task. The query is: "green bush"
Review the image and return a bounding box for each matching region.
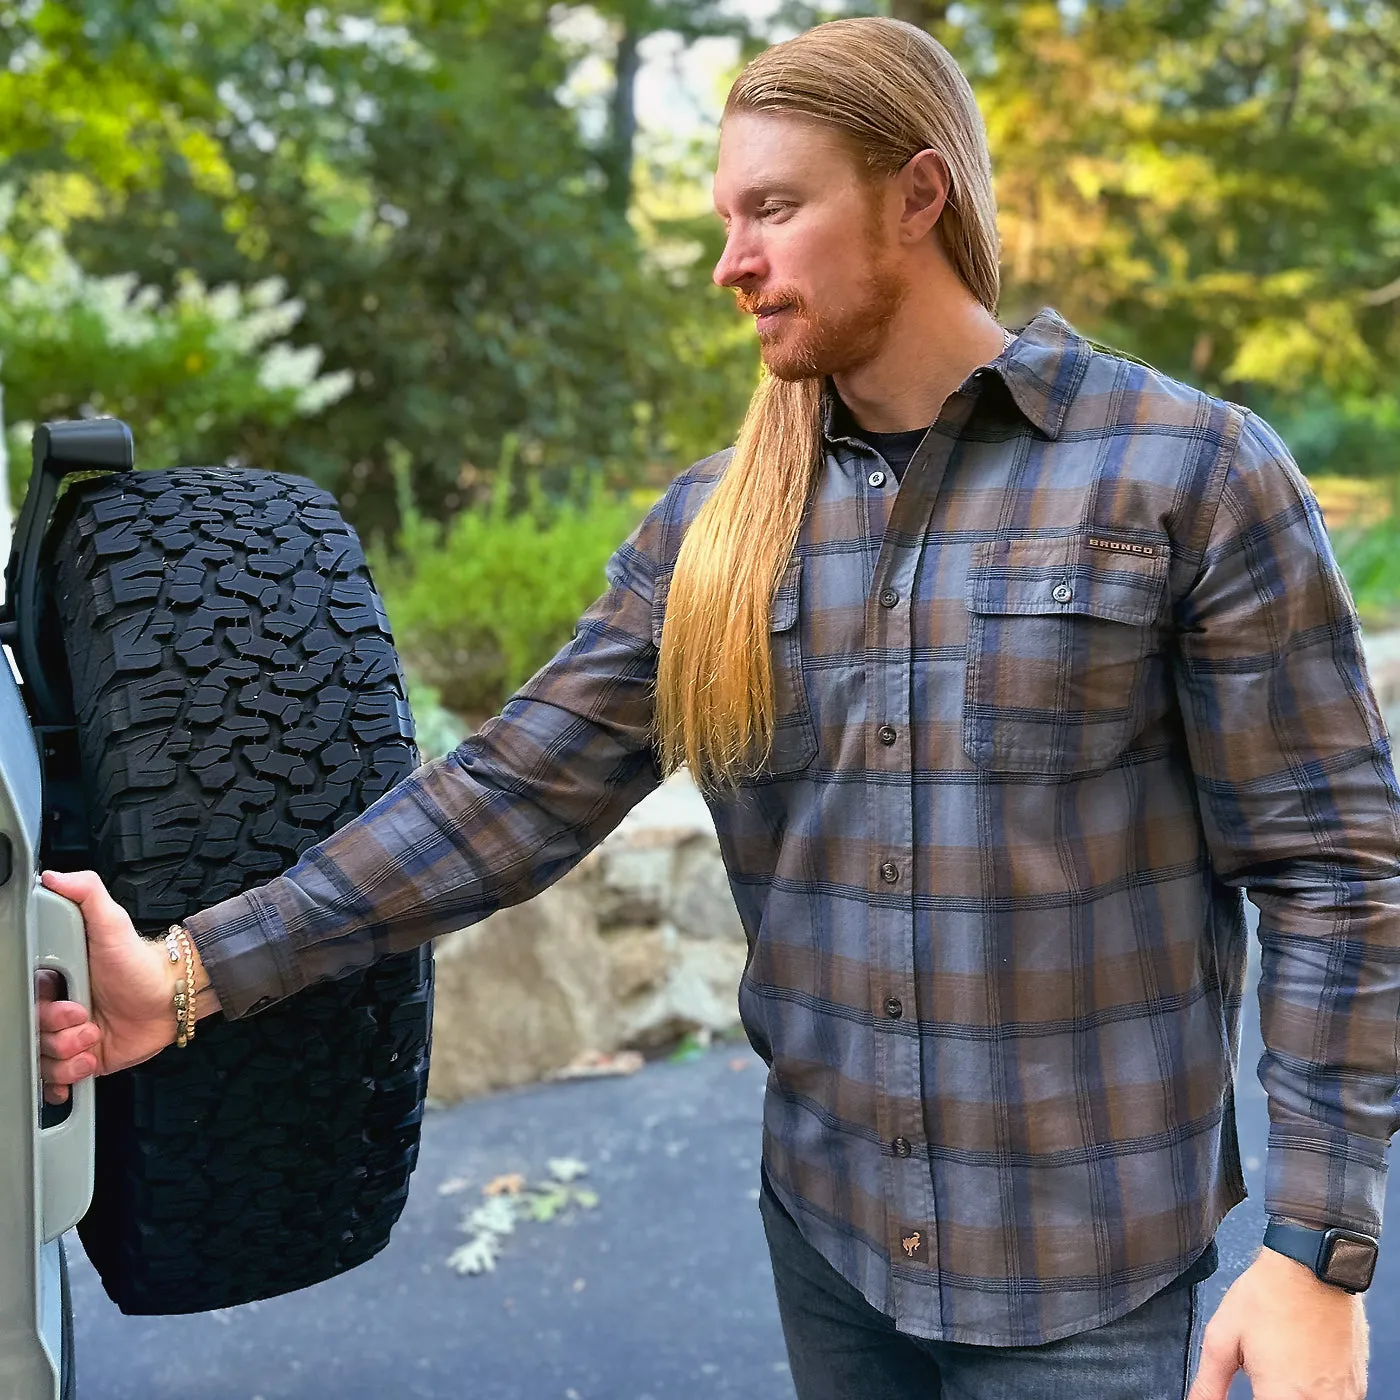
[0,204,351,506]
[1333,520,1400,632]
[372,442,654,721]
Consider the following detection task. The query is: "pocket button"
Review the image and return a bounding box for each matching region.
[1051,582,1074,604]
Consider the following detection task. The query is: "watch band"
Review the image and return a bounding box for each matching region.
[1263,1219,1379,1293]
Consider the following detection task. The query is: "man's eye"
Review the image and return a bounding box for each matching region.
[758,203,791,220]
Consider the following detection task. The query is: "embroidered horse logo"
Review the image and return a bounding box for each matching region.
[901,1231,922,1258]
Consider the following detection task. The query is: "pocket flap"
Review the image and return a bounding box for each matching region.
[651,554,803,647]
[966,535,1167,626]
[769,555,802,632]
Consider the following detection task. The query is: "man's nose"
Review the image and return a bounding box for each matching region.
[712,229,765,289]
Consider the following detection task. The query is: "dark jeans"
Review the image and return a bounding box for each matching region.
[760,1169,1203,1400]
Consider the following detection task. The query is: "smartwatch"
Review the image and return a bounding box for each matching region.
[1262,1219,1379,1294]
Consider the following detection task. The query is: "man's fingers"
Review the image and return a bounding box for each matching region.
[41,1049,97,1084]
[37,998,91,1034]
[1187,1323,1241,1400]
[41,1021,101,1062]
[35,968,62,1003]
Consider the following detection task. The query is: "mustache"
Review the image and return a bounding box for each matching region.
[734,287,807,317]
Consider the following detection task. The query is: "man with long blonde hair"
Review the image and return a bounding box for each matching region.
[40,16,1393,1400]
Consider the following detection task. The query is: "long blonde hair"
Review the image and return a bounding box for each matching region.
[653,17,1001,793]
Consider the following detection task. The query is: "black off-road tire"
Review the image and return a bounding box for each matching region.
[46,467,434,1315]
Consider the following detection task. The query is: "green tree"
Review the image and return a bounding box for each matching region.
[0,1,760,531]
[904,1,1400,479]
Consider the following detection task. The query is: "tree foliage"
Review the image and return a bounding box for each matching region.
[0,0,754,529]
[890,0,1400,479]
[3,0,1397,537]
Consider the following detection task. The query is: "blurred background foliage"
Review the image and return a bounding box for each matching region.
[2,0,1399,719]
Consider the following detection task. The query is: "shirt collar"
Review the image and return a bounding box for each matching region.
[819,305,1091,444]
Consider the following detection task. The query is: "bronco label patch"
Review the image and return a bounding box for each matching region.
[1087,535,1158,558]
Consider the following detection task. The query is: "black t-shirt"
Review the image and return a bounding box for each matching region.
[858,426,927,481]
[830,397,929,482]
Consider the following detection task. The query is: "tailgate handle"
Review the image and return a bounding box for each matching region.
[36,886,95,1242]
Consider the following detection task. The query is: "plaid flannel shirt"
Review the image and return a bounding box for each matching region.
[185,307,1400,1346]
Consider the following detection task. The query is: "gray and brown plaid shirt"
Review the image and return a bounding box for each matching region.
[186,307,1400,1346]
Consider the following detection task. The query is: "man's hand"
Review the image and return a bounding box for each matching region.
[35,869,180,1103]
[1189,1245,1368,1400]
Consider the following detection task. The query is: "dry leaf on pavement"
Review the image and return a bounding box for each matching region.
[483,1172,526,1197]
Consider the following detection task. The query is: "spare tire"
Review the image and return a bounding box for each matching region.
[45,466,433,1315]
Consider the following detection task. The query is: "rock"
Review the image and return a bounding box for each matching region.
[594,827,680,925]
[671,834,746,942]
[604,924,673,1000]
[617,937,748,1049]
[426,768,750,1102]
[427,880,616,1102]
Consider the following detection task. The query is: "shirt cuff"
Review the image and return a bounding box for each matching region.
[183,885,304,1021]
[1265,1120,1390,1237]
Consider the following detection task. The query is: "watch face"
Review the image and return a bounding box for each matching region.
[1323,1234,1378,1292]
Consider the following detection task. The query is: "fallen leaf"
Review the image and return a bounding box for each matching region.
[546,1157,589,1183]
[547,1049,644,1080]
[437,1175,472,1196]
[573,1188,599,1210]
[468,1196,519,1235]
[526,1187,570,1223]
[483,1172,526,1197]
[447,1235,500,1275]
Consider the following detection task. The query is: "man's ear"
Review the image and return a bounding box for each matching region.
[897,149,952,242]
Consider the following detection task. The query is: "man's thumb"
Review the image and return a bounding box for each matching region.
[1187,1323,1240,1400]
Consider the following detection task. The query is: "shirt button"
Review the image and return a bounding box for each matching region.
[880,861,900,884]
[868,470,886,488]
[879,588,899,608]
[1052,582,1074,604]
[892,1137,912,1158]
[878,725,897,746]
[885,997,903,1019]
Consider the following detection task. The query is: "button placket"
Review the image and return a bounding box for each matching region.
[856,394,983,1337]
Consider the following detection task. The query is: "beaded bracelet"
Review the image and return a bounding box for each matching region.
[163,925,197,1048]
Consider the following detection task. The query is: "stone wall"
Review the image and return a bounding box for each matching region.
[427,627,1400,1103]
[427,768,747,1102]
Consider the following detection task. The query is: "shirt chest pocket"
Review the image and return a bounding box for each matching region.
[651,555,818,782]
[962,535,1169,776]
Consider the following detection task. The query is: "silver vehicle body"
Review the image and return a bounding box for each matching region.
[0,655,92,1400]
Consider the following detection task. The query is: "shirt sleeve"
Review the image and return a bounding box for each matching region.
[182,490,672,1020]
[1172,409,1400,1237]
